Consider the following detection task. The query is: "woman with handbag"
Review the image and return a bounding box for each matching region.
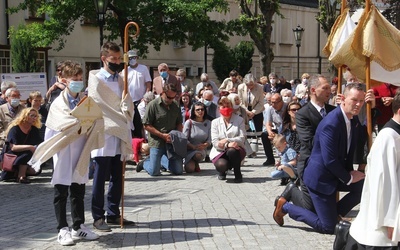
[210,96,246,183]
[3,107,42,183]
[183,102,211,173]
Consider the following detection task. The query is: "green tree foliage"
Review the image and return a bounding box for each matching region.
[7,0,232,56]
[212,41,254,82]
[316,0,340,35]
[10,25,37,73]
[383,0,400,29]
[229,0,280,76]
[212,41,235,83]
[231,41,254,77]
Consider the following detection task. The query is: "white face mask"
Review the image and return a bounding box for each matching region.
[282,96,292,103]
[129,58,137,66]
[233,104,240,109]
[302,79,308,84]
[270,79,277,85]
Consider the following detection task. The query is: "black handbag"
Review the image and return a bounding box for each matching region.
[333,220,351,250]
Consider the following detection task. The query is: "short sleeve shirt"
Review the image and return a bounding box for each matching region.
[143,97,182,148]
[280,147,297,166]
[264,103,287,133]
[122,64,152,102]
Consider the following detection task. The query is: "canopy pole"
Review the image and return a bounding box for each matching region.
[336,0,346,94]
[365,1,372,149]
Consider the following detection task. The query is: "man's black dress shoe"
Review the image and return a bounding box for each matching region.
[107,217,136,226]
[280,181,297,201]
[263,160,275,166]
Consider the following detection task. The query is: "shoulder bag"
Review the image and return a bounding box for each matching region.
[1,129,31,172]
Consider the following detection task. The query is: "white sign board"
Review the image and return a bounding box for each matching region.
[1,72,47,100]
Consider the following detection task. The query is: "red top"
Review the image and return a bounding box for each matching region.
[373,83,398,125]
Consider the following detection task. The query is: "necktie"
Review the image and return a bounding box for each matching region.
[320,107,326,118]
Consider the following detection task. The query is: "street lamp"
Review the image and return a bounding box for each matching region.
[293,25,304,79]
[94,0,109,48]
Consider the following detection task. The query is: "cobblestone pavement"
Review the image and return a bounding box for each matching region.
[0,150,341,250]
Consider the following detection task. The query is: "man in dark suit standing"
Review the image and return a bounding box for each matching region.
[274,83,367,234]
[152,63,181,101]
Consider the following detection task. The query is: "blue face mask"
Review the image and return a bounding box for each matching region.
[203,100,212,107]
[68,81,84,93]
[160,71,168,79]
[10,98,20,108]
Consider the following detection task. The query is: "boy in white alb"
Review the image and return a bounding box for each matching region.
[44,61,101,246]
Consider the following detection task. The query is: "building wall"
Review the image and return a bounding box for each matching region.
[0,1,7,45]
[2,0,337,86]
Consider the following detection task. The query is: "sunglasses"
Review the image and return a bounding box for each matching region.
[195,108,204,112]
[289,108,300,112]
[166,95,176,100]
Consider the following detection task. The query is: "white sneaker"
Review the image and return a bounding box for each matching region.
[71,224,99,240]
[57,227,75,246]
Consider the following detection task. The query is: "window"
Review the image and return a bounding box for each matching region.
[35,51,46,72]
[0,49,12,74]
[25,0,45,20]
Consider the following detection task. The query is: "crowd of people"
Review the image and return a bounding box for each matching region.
[0,41,399,248]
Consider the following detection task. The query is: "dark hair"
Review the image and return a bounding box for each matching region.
[162,83,177,93]
[281,101,301,131]
[190,102,208,120]
[100,41,121,57]
[392,88,400,114]
[219,90,229,97]
[217,91,230,104]
[180,92,192,107]
[197,88,205,100]
[204,82,213,89]
[229,70,238,77]
[343,82,364,96]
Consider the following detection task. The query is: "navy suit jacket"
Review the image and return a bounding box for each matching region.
[303,106,360,196]
[296,102,336,179]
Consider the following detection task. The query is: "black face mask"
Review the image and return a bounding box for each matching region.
[107,61,120,73]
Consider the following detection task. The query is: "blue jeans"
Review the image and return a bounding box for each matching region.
[143,147,183,176]
[271,169,290,179]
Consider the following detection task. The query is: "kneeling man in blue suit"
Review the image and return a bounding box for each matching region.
[273,83,366,234]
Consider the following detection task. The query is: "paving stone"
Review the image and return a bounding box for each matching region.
[0,145,343,249]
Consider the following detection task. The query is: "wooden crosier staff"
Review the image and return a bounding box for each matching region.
[121,21,140,228]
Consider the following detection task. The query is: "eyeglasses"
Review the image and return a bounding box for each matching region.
[195,108,204,112]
